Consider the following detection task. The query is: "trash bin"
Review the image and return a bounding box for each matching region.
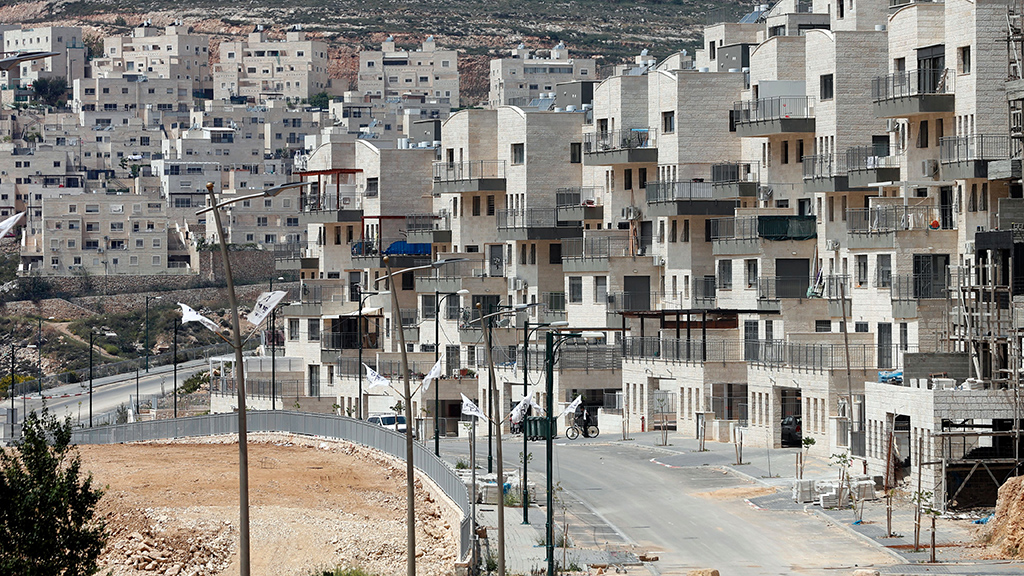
[525,416,551,441]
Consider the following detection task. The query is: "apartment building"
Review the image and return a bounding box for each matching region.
[357,37,460,105]
[489,44,597,108]
[213,27,333,102]
[0,26,87,90]
[94,23,212,97]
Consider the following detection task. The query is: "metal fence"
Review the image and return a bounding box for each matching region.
[496,208,580,230]
[70,410,472,560]
[939,134,1014,164]
[583,128,657,153]
[556,187,603,207]
[847,203,952,233]
[803,153,848,178]
[846,146,901,172]
[623,337,746,364]
[733,96,814,123]
[645,180,715,203]
[561,235,649,260]
[432,160,505,182]
[872,68,953,101]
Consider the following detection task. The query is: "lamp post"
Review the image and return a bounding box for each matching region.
[434,288,469,455]
[145,295,162,372]
[520,319,567,525]
[374,255,465,576]
[269,276,283,410]
[172,318,178,418]
[199,180,311,576]
[88,330,94,428]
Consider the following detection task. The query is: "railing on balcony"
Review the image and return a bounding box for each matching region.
[432,160,506,182]
[709,215,817,241]
[646,180,714,202]
[758,276,812,300]
[406,212,451,231]
[732,96,814,123]
[300,282,348,304]
[751,340,919,371]
[400,309,419,327]
[321,331,380,351]
[821,274,850,299]
[272,241,306,260]
[803,153,848,178]
[606,291,669,312]
[939,134,1014,164]
[562,235,651,260]
[623,337,746,363]
[889,0,942,9]
[542,291,566,312]
[556,187,603,207]
[871,68,953,101]
[422,259,488,279]
[847,204,954,233]
[693,276,717,306]
[711,161,759,183]
[497,208,579,229]
[583,128,657,153]
[846,146,902,171]
[892,273,948,300]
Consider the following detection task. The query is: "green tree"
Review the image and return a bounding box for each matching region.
[0,406,107,574]
[307,91,331,108]
[31,77,69,107]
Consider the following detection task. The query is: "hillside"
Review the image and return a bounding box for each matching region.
[1,0,753,104]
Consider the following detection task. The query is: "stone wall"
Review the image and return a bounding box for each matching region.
[196,249,277,285]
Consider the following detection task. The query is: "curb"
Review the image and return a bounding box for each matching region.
[809,507,907,563]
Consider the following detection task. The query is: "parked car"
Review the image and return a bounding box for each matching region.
[781,415,802,446]
[367,413,416,438]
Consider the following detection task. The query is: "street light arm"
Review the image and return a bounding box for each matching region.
[468,303,540,326]
[372,257,470,285]
[195,182,313,215]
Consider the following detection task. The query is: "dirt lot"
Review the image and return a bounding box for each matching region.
[79,434,460,576]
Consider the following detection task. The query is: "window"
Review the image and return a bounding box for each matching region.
[570,142,582,163]
[876,254,892,287]
[639,168,647,189]
[815,320,832,333]
[781,140,789,164]
[718,259,732,289]
[624,169,633,190]
[917,120,929,148]
[959,46,971,74]
[856,255,868,287]
[855,322,869,333]
[797,139,804,162]
[819,74,834,100]
[511,143,525,165]
[307,319,320,341]
[683,219,690,242]
[549,243,562,264]
[286,217,299,227]
[662,111,675,133]
[745,259,758,288]
[422,294,437,319]
[257,217,268,227]
[594,276,607,302]
[569,277,583,303]
[472,196,481,216]
[289,319,300,340]
[486,195,495,216]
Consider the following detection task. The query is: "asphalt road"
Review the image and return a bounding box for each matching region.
[441,434,896,576]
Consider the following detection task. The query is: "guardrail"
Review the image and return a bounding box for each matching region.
[583,128,657,153]
[733,96,814,123]
[432,160,505,182]
[70,411,471,561]
[939,134,1014,164]
[556,187,603,207]
[871,68,953,101]
[847,204,953,233]
[645,180,714,203]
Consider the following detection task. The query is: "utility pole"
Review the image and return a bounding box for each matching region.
[173,318,178,418]
[88,331,94,427]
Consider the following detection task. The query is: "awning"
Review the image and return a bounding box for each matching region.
[342,307,382,317]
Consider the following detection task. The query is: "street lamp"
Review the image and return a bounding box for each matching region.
[544,329,602,576]
[200,180,311,576]
[0,51,58,72]
[269,276,284,410]
[357,289,383,421]
[434,288,469,455]
[145,295,163,372]
[7,340,36,438]
[374,255,465,576]
[520,318,567,524]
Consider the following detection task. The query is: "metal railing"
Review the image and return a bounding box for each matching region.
[321,332,381,351]
[605,291,668,312]
[889,0,942,9]
[693,276,717,306]
[646,180,715,203]
[708,215,817,241]
[562,235,651,260]
[711,161,759,183]
[542,292,566,312]
[272,242,307,260]
[69,411,471,560]
[496,208,579,229]
[871,68,953,101]
[847,204,954,233]
[623,337,746,364]
[556,187,603,207]
[846,146,902,171]
[939,134,1014,164]
[432,160,506,181]
[521,343,622,372]
[892,273,948,300]
[821,274,850,299]
[300,282,348,304]
[758,276,812,300]
[583,128,657,153]
[733,96,814,123]
[803,153,848,178]
[406,212,451,231]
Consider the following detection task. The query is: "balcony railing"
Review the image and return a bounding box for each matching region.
[300,283,348,304]
[583,128,657,153]
[432,160,506,182]
[846,146,902,171]
[847,204,954,233]
[733,96,814,123]
[606,291,669,312]
[693,276,717,306]
[711,161,759,183]
[623,337,745,363]
[871,68,953,101]
[351,237,432,257]
[562,235,651,260]
[646,180,714,202]
[821,274,850,299]
[542,291,566,312]
[272,241,307,260]
[321,331,380,351]
[497,208,579,229]
[709,215,817,241]
[939,134,1014,164]
[892,273,948,300]
[758,276,812,300]
[556,187,603,207]
[406,212,451,231]
[803,153,848,178]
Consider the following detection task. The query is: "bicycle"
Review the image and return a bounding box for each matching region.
[565,423,600,440]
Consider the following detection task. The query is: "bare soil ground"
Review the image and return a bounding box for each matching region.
[79,434,459,576]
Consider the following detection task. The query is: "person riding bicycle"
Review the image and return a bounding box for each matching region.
[574,405,593,438]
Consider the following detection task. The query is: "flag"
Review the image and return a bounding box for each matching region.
[364,364,391,390]
[178,303,221,334]
[509,387,535,423]
[529,395,544,417]
[247,290,287,326]
[559,395,583,418]
[0,212,24,239]
[460,393,488,421]
[420,356,444,394]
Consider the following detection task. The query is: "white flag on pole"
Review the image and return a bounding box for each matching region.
[420,356,444,394]
[0,212,24,239]
[509,387,535,423]
[558,394,583,418]
[247,290,287,326]
[363,363,391,390]
[529,395,544,417]
[178,303,221,334]
[460,393,488,421]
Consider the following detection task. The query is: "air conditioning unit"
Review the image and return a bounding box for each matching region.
[826,239,840,250]
[921,159,939,177]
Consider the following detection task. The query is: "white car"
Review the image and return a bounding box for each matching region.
[367,414,416,438]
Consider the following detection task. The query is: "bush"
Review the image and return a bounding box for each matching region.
[180,371,209,395]
[102,344,119,356]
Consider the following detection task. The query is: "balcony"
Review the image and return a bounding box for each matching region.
[872,68,954,118]
[496,208,583,240]
[561,235,652,272]
[405,212,452,244]
[321,331,380,351]
[939,135,1014,180]
[803,153,863,193]
[583,128,658,165]
[350,237,432,267]
[432,160,506,195]
[889,0,942,11]
[693,276,717,310]
[732,96,815,138]
[709,215,817,255]
[606,291,664,312]
[645,180,740,217]
[846,146,902,188]
[556,187,604,220]
[847,203,955,234]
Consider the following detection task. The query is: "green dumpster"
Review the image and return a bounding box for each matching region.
[525,416,552,441]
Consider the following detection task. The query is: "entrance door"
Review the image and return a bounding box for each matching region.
[916,45,945,93]
[309,365,320,398]
[878,322,893,370]
[623,276,651,311]
[489,244,504,277]
[640,221,653,255]
[940,186,954,229]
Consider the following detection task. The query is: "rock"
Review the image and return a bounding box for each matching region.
[166,564,182,575]
[687,571,719,576]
